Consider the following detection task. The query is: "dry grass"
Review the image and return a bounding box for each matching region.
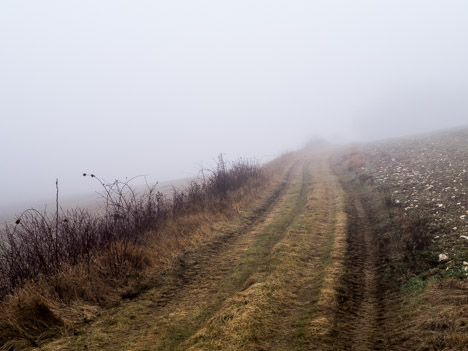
[179,164,311,351]
[178,150,348,351]
[0,200,262,350]
[388,279,468,350]
[340,146,365,171]
[24,152,305,350]
[32,156,296,351]
[0,158,272,350]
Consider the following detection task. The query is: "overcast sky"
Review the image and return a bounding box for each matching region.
[1,0,468,209]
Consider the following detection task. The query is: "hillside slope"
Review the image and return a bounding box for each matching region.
[15,129,468,350]
[38,146,353,350]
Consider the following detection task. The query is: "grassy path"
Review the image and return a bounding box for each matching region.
[41,148,351,351]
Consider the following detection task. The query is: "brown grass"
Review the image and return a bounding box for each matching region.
[387,279,468,350]
[178,150,348,350]
[0,158,274,350]
[0,200,260,350]
[340,146,365,171]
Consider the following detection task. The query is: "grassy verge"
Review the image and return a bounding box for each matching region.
[0,156,272,350]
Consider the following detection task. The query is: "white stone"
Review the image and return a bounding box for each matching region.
[439,254,449,262]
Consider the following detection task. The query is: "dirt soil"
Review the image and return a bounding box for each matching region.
[331,175,386,350]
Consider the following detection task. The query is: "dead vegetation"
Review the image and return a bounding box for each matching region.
[0,155,268,350]
[395,279,468,350]
[340,146,365,171]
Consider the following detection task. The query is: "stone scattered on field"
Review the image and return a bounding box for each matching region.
[463,261,468,266]
[364,130,468,274]
[439,254,449,262]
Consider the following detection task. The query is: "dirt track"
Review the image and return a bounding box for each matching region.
[331,187,383,350]
[41,148,385,351]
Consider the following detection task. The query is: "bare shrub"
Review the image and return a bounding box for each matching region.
[0,155,263,300]
[95,241,153,280]
[0,154,265,348]
[400,212,433,257]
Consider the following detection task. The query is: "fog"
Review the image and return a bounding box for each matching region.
[1,1,468,210]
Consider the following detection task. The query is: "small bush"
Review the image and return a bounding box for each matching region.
[400,212,433,256]
[0,155,263,300]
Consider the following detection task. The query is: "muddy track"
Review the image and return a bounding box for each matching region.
[333,177,384,350]
[349,198,381,349]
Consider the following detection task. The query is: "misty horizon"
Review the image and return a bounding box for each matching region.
[1,1,468,208]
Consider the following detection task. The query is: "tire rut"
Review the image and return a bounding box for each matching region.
[333,181,383,350]
[261,151,347,351]
[152,159,302,308]
[153,159,308,350]
[350,198,380,349]
[176,157,313,351]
